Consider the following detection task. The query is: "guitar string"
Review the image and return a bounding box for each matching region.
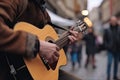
[55,38,66,48]
[47,22,85,50]
[55,32,69,45]
[58,36,69,49]
[55,26,80,49]
[56,24,87,49]
[55,33,70,49]
[55,32,68,46]
[55,25,81,47]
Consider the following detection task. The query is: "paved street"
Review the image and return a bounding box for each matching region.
[61,45,120,80]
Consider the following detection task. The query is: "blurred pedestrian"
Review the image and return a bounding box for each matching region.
[70,33,83,70]
[103,16,120,80]
[83,28,97,69]
[116,13,120,63]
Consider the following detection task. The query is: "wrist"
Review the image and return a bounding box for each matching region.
[33,39,40,57]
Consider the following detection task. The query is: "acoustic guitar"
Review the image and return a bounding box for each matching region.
[5,18,90,80]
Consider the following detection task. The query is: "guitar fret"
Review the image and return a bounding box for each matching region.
[55,32,70,49]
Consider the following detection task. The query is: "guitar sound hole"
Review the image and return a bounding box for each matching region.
[48,40,54,43]
[45,36,55,44]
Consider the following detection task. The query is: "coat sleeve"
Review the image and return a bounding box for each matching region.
[0,0,39,58]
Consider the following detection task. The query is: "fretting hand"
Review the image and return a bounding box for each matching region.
[68,28,79,44]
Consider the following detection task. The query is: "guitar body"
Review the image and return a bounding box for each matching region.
[13,22,67,80]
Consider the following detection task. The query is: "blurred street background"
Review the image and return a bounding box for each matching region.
[45,0,120,80]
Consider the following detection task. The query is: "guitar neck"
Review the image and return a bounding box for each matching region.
[55,31,70,49]
[55,19,89,49]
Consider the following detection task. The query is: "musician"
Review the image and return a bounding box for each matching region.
[0,0,80,80]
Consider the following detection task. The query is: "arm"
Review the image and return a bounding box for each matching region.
[0,0,39,58]
[0,0,60,65]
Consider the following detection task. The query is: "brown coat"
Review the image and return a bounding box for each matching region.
[0,0,50,56]
[0,0,50,79]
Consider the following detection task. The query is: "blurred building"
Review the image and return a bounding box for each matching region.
[46,0,87,20]
[99,0,120,23]
[88,0,120,35]
[89,7,102,35]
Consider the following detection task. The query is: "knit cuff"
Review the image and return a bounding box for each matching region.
[25,33,39,59]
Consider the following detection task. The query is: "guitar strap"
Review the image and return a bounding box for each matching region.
[5,56,17,80]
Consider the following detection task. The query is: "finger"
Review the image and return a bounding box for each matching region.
[53,54,59,62]
[48,54,58,65]
[49,55,59,70]
[70,26,74,30]
[48,56,54,64]
[69,36,77,43]
[56,45,60,51]
[68,36,73,42]
[68,36,74,43]
[54,51,60,57]
[69,30,78,37]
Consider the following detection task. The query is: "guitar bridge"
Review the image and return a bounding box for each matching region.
[40,57,50,70]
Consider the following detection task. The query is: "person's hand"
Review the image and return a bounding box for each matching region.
[68,29,79,44]
[39,40,60,65]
